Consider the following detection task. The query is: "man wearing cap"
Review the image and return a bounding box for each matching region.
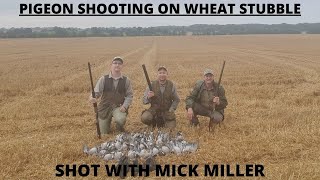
[185,69,228,126]
[141,66,180,129]
[89,57,133,134]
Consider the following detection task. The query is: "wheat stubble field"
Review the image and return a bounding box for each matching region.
[0,35,319,179]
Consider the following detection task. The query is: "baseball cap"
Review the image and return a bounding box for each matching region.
[203,69,214,75]
[158,65,168,71]
[112,56,123,64]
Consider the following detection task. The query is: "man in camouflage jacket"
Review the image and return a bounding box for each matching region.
[185,69,228,125]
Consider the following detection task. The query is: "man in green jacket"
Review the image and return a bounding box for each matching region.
[185,69,228,126]
[141,66,180,129]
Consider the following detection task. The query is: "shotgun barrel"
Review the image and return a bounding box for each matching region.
[142,64,152,91]
[88,62,101,139]
[216,61,226,96]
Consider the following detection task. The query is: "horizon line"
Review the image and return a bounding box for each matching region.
[1,22,319,29]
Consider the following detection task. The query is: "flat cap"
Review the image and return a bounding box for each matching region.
[158,65,167,71]
[112,56,123,64]
[203,69,214,75]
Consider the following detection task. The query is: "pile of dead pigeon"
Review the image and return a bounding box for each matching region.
[83,131,198,162]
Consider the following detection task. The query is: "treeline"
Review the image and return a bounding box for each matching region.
[0,23,319,38]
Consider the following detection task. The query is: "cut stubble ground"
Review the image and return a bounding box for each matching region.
[0,35,319,179]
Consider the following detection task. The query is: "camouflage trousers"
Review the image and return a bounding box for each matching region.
[141,108,176,129]
[193,102,224,123]
[98,107,127,134]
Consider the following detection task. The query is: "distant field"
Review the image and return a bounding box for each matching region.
[0,35,319,179]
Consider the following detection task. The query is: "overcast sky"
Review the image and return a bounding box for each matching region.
[0,0,319,28]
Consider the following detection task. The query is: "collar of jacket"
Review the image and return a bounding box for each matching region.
[108,72,123,80]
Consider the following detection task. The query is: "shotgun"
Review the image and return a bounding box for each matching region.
[209,61,226,132]
[88,62,101,139]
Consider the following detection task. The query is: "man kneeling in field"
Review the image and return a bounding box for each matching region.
[141,66,180,129]
[89,57,133,134]
[185,69,228,126]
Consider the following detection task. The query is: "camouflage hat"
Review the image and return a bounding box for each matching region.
[158,65,168,71]
[203,69,214,75]
[112,56,123,64]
